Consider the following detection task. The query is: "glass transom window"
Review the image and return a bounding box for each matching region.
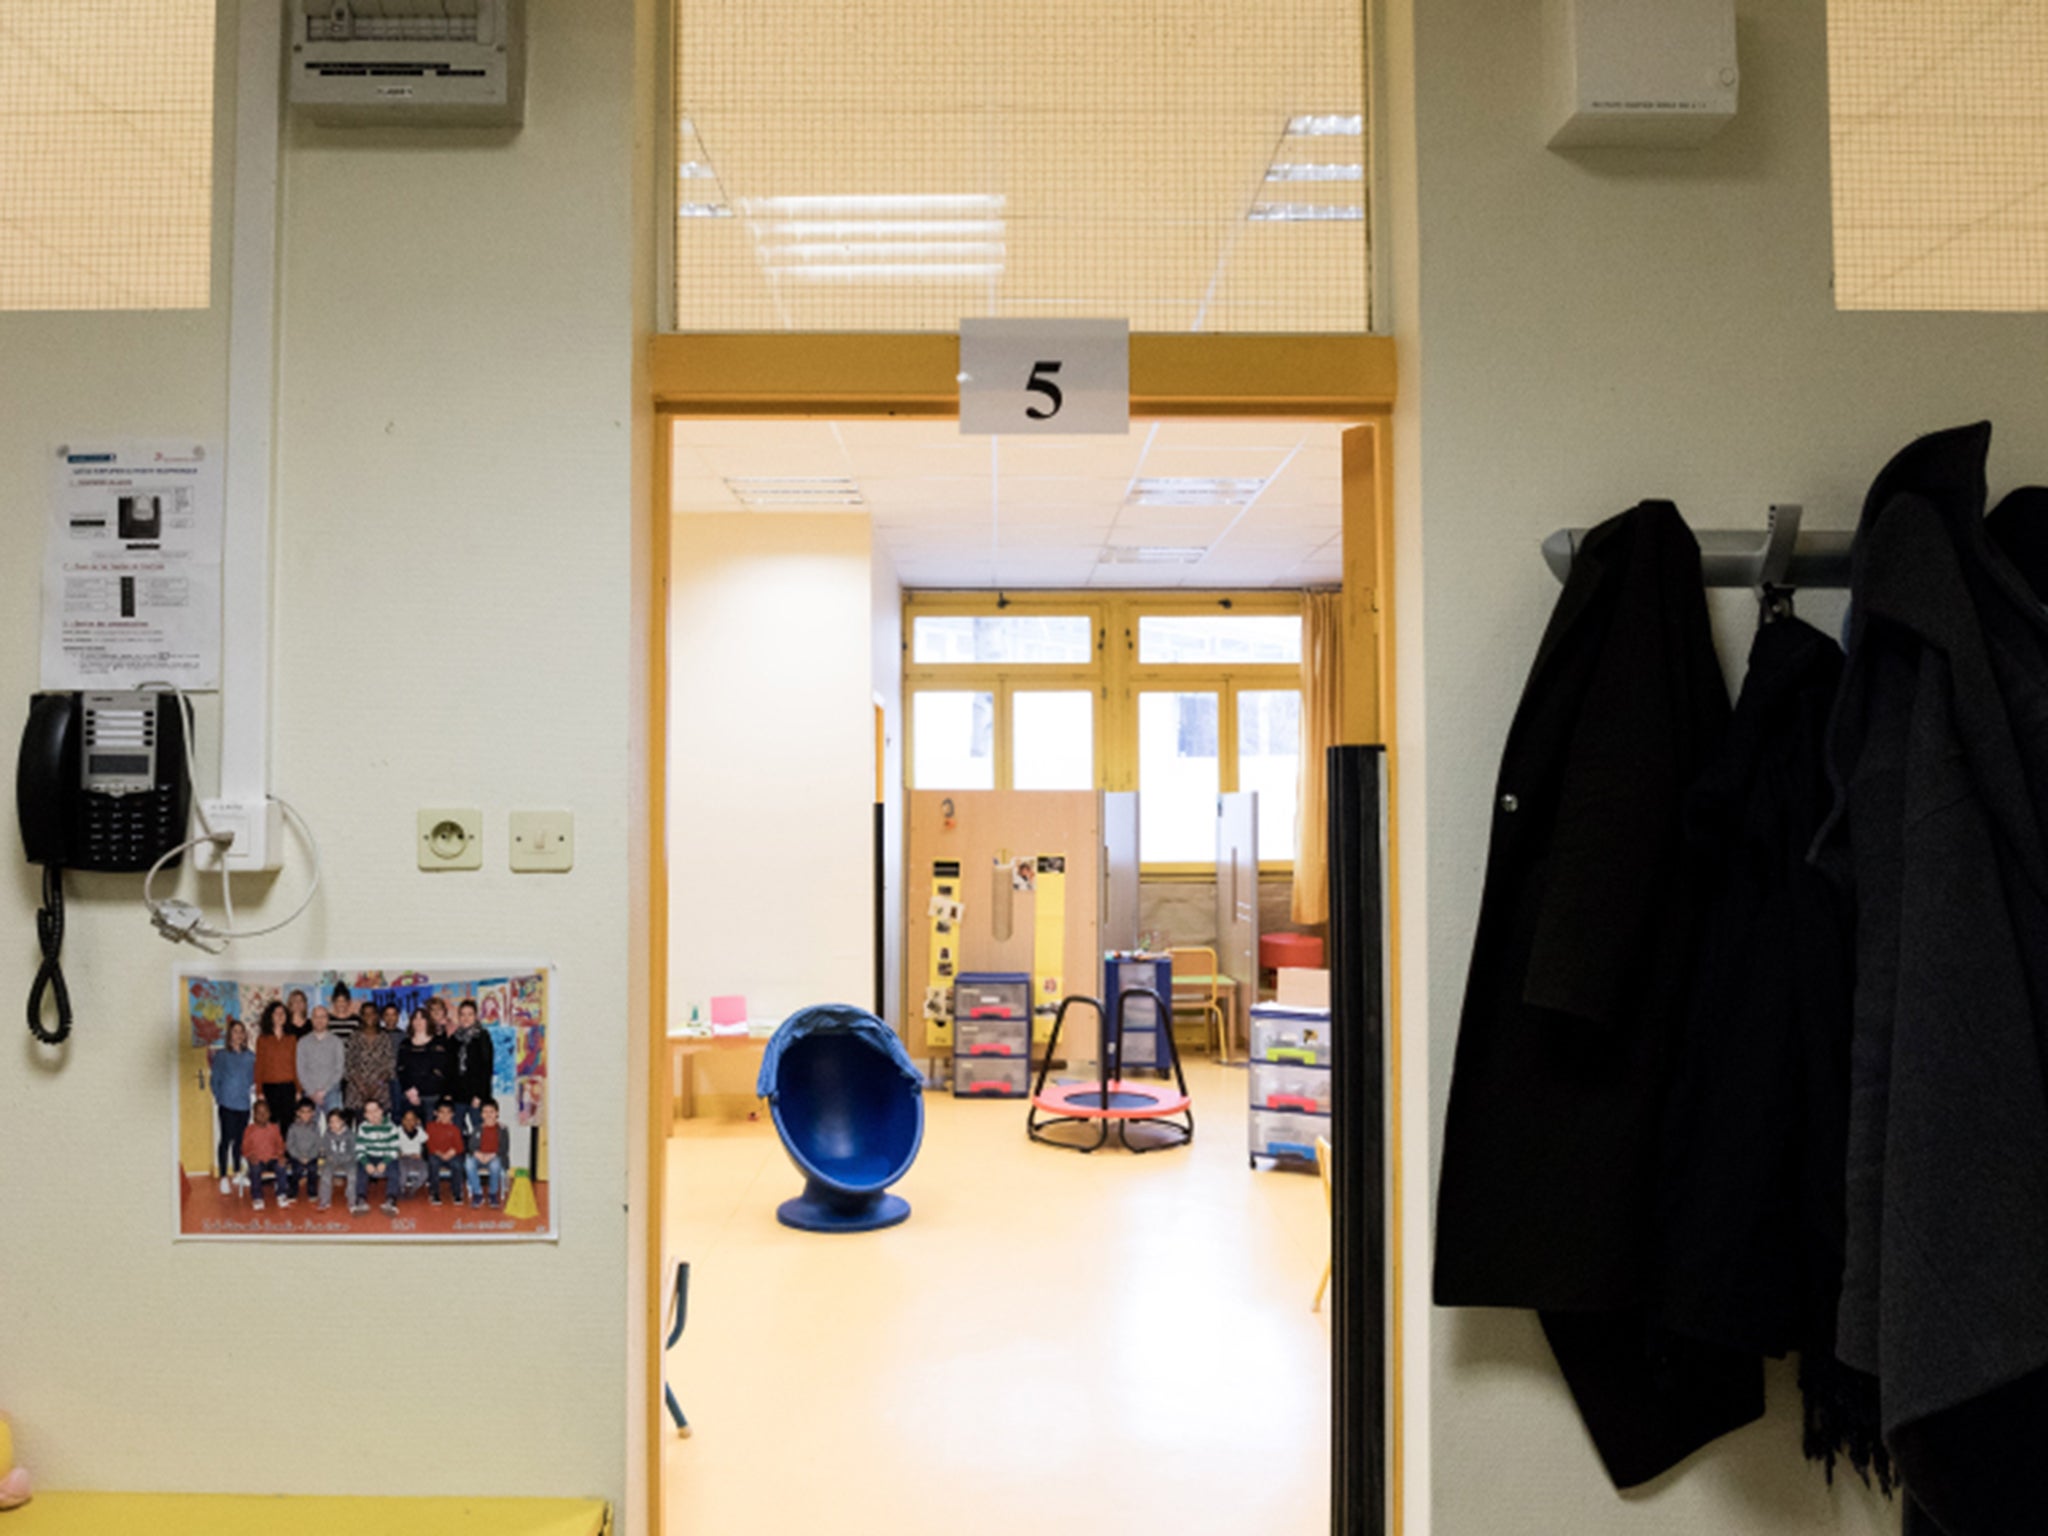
[671,0,1371,332]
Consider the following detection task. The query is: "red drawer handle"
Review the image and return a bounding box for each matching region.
[1266,1094,1318,1111]
[967,1081,1012,1094]
[968,1007,1017,1018]
[968,1043,1014,1056]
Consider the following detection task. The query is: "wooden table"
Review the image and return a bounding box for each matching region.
[667,1033,769,1126]
[4,1495,609,1535]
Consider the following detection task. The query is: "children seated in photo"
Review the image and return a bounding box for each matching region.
[468,1100,510,1207]
[242,1100,287,1211]
[352,1099,402,1216]
[318,1108,354,1211]
[424,1100,467,1206]
[284,1098,323,1204]
[395,1108,428,1197]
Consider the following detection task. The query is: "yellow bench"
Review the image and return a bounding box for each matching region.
[1,1494,609,1534]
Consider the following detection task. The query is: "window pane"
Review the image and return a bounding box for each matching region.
[913,691,993,789]
[1138,692,1219,863]
[1138,615,1303,665]
[913,615,1093,665]
[1012,691,1093,790]
[1239,691,1301,862]
[1,1,215,311]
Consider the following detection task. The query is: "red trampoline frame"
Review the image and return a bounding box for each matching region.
[1026,991,1195,1153]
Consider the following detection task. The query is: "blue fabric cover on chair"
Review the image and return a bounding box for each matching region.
[757,1004,925,1232]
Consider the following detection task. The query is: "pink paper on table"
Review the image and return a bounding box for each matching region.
[710,995,748,1026]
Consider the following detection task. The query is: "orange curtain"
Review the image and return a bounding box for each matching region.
[1291,590,1343,925]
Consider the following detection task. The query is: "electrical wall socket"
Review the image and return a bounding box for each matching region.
[417,808,483,871]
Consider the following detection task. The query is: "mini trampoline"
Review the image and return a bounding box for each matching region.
[1027,990,1194,1153]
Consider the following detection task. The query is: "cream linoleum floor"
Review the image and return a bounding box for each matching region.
[661,1056,1331,1536]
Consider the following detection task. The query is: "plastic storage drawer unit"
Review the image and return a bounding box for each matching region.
[955,1015,1031,1057]
[954,972,1031,1023]
[1104,953,1171,1075]
[1249,1060,1333,1116]
[953,1054,1031,1099]
[1250,1107,1328,1165]
[1248,1006,1333,1068]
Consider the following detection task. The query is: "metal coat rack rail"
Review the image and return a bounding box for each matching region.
[1542,503,1852,590]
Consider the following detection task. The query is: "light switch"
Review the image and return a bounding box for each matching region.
[418,808,483,871]
[509,810,574,873]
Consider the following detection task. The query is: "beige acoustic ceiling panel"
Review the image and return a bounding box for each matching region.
[1829,0,2048,310]
[670,416,1342,590]
[0,0,215,311]
[673,0,1370,332]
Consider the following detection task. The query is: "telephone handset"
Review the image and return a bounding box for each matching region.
[18,691,194,1044]
[19,690,192,873]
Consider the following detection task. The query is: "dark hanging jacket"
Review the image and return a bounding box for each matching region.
[1815,423,2048,1536]
[1654,616,1885,1482]
[1434,500,1758,1488]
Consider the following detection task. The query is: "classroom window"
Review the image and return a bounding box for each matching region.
[913,614,1092,665]
[1138,614,1304,665]
[904,593,1305,871]
[1138,691,1221,863]
[1238,690,1301,862]
[911,690,994,790]
[1011,691,1094,791]
[0,1,217,311]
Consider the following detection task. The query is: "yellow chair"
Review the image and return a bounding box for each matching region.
[1313,1134,1332,1312]
[1168,946,1230,1063]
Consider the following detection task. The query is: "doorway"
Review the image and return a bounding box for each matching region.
[644,332,1398,1536]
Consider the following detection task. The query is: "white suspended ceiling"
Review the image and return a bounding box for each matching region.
[669,417,1343,590]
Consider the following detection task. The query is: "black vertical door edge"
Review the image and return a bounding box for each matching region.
[874,802,887,1019]
[1329,744,1388,1535]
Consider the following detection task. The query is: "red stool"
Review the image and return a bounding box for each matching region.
[1259,932,1325,972]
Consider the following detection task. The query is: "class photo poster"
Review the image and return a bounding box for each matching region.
[177,963,555,1242]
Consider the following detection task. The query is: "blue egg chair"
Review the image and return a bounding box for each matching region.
[757,1004,926,1233]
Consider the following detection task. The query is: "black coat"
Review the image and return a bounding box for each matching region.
[1655,616,1884,1481]
[1434,501,1758,1487]
[1816,424,2048,1535]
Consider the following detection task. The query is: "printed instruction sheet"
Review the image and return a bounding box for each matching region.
[43,441,222,689]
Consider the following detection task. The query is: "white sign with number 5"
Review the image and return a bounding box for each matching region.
[958,318,1130,436]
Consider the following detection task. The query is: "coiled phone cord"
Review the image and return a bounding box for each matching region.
[28,864,72,1045]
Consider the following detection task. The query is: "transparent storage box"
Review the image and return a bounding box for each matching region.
[956,1014,1031,1056]
[952,1053,1031,1099]
[954,973,1031,1023]
[1248,1006,1332,1067]
[1249,1106,1328,1165]
[1249,1060,1332,1115]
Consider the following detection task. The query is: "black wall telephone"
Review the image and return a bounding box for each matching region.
[19,691,192,872]
[18,691,193,1042]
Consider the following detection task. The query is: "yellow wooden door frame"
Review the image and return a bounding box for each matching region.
[645,330,1399,1536]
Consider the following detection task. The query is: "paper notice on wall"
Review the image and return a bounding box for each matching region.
[1033,855,1066,1045]
[42,441,223,690]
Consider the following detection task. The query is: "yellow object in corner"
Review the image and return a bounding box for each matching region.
[505,1169,541,1221]
[0,1495,608,1534]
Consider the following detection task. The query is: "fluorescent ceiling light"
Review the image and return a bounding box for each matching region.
[1248,203,1365,222]
[738,194,1006,216]
[1265,163,1364,182]
[1287,113,1365,136]
[1099,546,1208,565]
[761,220,1006,239]
[725,476,866,508]
[771,263,1003,281]
[679,202,733,218]
[761,242,1006,263]
[1127,477,1265,507]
